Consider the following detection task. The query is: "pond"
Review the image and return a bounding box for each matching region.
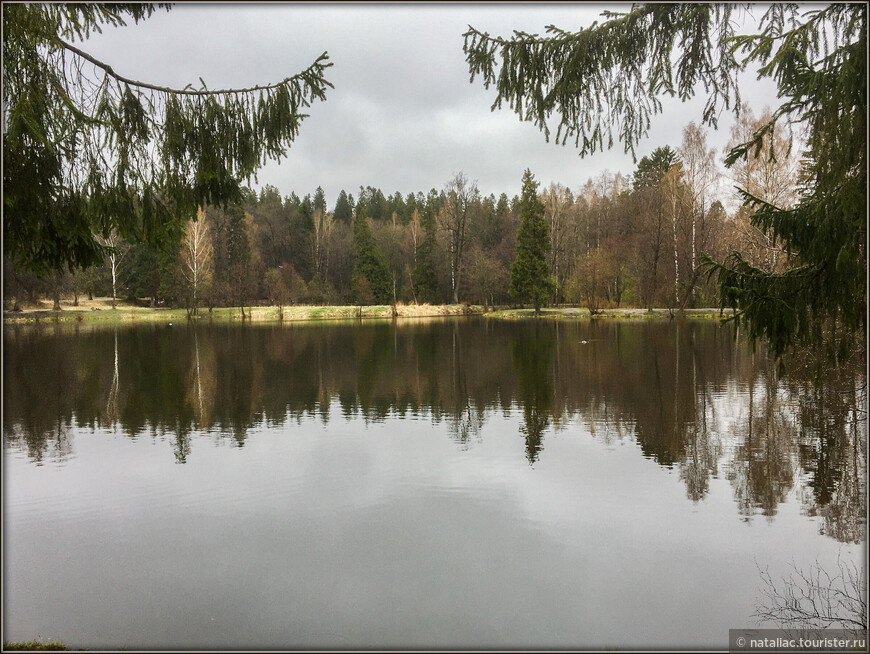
[3,317,865,650]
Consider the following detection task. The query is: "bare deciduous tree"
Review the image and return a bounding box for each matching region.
[678,122,719,307]
[440,172,479,304]
[755,556,867,636]
[662,164,688,309]
[541,183,575,303]
[96,229,130,309]
[312,207,334,281]
[180,207,214,316]
[726,104,802,273]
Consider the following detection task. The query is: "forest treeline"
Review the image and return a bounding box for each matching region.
[3,109,800,314]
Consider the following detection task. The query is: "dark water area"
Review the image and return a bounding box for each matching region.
[3,318,866,649]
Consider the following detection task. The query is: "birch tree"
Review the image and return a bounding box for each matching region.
[678,123,719,307]
[180,207,213,316]
[726,104,801,273]
[661,164,687,310]
[96,229,130,309]
[440,172,479,304]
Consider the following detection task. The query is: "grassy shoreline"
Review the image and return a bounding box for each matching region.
[4,298,730,326]
[486,307,730,320]
[2,300,485,325]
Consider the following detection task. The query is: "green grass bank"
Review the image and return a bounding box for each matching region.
[485,307,729,320]
[4,298,731,326]
[3,299,485,325]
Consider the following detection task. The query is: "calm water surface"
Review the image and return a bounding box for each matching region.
[3,318,865,649]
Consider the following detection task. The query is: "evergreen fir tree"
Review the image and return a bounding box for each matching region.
[313,186,327,214]
[352,205,392,305]
[633,146,680,190]
[299,195,314,231]
[510,170,554,314]
[333,190,353,223]
[412,199,440,303]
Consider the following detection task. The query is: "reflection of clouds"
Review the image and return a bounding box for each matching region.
[7,397,865,650]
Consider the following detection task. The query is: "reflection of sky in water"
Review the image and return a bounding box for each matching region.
[3,321,866,649]
[5,403,864,650]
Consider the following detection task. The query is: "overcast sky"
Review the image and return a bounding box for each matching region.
[81,2,787,209]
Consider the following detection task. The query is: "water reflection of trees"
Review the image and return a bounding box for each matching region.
[793,365,867,545]
[3,320,865,541]
[727,362,797,520]
[512,324,555,464]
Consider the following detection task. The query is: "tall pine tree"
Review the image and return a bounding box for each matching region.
[510,170,553,315]
[412,193,441,303]
[352,205,392,305]
[333,190,353,223]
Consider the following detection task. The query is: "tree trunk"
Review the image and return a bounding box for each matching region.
[691,208,697,304]
[672,208,680,307]
[52,272,61,311]
[450,248,459,304]
[110,252,118,309]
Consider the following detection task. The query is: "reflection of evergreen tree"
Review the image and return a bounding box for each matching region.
[339,389,358,419]
[216,326,256,446]
[172,421,192,464]
[354,323,394,420]
[511,324,555,464]
[416,327,442,417]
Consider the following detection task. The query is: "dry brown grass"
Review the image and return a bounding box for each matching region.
[4,298,486,325]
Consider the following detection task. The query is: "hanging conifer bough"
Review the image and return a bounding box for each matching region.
[3,4,333,275]
[463,4,866,362]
